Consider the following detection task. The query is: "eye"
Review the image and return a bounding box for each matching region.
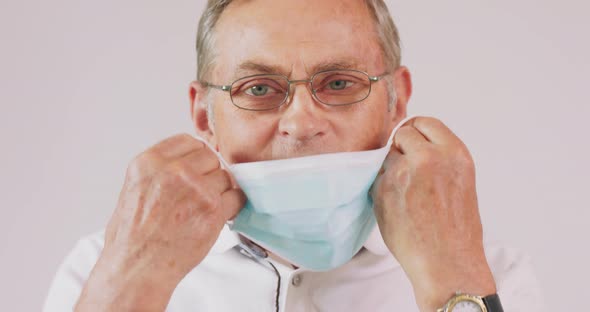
[314,74,362,93]
[328,79,352,90]
[246,85,270,96]
[234,78,285,97]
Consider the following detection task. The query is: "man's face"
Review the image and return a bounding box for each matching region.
[191,0,411,164]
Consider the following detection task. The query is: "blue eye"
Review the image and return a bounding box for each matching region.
[247,85,269,96]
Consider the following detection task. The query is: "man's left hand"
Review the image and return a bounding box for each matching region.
[371,117,497,312]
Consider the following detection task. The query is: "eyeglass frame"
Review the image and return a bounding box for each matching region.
[201,69,390,111]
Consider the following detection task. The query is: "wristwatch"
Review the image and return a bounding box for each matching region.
[436,292,504,312]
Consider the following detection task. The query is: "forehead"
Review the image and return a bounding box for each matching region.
[211,0,385,80]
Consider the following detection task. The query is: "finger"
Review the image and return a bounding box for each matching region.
[370,171,383,201]
[180,146,220,175]
[371,159,397,201]
[201,169,233,195]
[410,117,457,145]
[382,143,403,171]
[220,188,247,221]
[370,145,403,198]
[149,133,205,159]
[393,125,429,155]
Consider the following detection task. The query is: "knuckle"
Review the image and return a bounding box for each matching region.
[157,168,184,190]
[396,126,412,139]
[192,150,221,172]
[151,177,167,192]
[374,169,405,199]
[196,190,220,216]
[380,169,398,190]
[178,132,193,140]
[177,133,205,148]
[180,176,220,216]
[394,166,412,184]
[171,132,192,142]
[414,148,437,167]
[167,159,186,173]
[382,160,411,186]
[200,145,216,158]
[454,146,475,169]
[422,116,444,127]
[127,152,155,177]
[381,165,396,181]
[456,146,473,162]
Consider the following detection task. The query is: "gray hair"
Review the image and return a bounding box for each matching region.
[196,0,402,118]
[196,0,401,80]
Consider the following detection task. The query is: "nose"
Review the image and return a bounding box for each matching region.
[278,82,329,141]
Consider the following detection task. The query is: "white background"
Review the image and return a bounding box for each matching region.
[1,0,588,310]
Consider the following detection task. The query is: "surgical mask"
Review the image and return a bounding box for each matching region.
[198,116,415,271]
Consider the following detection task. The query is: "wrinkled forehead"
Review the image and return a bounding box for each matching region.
[211,0,385,82]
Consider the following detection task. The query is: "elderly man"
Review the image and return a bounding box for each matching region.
[44,0,542,311]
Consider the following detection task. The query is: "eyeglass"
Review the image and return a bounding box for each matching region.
[202,69,389,111]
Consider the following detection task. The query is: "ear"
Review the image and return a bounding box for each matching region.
[189,81,218,148]
[390,66,412,124]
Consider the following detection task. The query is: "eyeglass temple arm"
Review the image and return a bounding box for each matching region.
[202,82,231,92]
[369,72,390,82]
[204,71,388,90]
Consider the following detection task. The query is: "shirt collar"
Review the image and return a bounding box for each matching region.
[209,224,242,254]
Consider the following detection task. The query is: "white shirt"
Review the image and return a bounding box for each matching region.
[43,225,544,311]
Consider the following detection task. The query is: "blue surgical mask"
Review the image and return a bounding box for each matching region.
[198,116,415,271]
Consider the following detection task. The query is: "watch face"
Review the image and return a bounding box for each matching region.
[452,300,484,312]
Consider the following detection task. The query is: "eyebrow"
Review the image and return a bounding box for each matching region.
[311,60,363,73]
[232,59,364,81]
[234,61,286,79]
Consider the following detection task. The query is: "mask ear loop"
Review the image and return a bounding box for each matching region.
[192,136,233,171]
[386,115,418,148]
[192,136,238,227]
[364,115,418,256]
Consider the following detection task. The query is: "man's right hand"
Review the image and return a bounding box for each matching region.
[75,134,246,312]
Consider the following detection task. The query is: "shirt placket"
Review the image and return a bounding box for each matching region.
[236,243,309,312]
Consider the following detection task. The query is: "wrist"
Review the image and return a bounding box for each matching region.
[75,251,182,312]
[417,278,497,312]
[411,260,497,311]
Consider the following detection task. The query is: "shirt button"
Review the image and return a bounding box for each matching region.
[291,274,302,287]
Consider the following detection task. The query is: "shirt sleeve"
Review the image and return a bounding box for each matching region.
[486,243,545,312]
[42,232,105,312]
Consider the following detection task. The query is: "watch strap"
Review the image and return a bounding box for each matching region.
[482,293,504,312]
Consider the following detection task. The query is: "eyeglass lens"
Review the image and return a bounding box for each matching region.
[229,70,372,111]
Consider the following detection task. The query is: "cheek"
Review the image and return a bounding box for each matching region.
[345,94,391,149]
[215,106,279,163]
